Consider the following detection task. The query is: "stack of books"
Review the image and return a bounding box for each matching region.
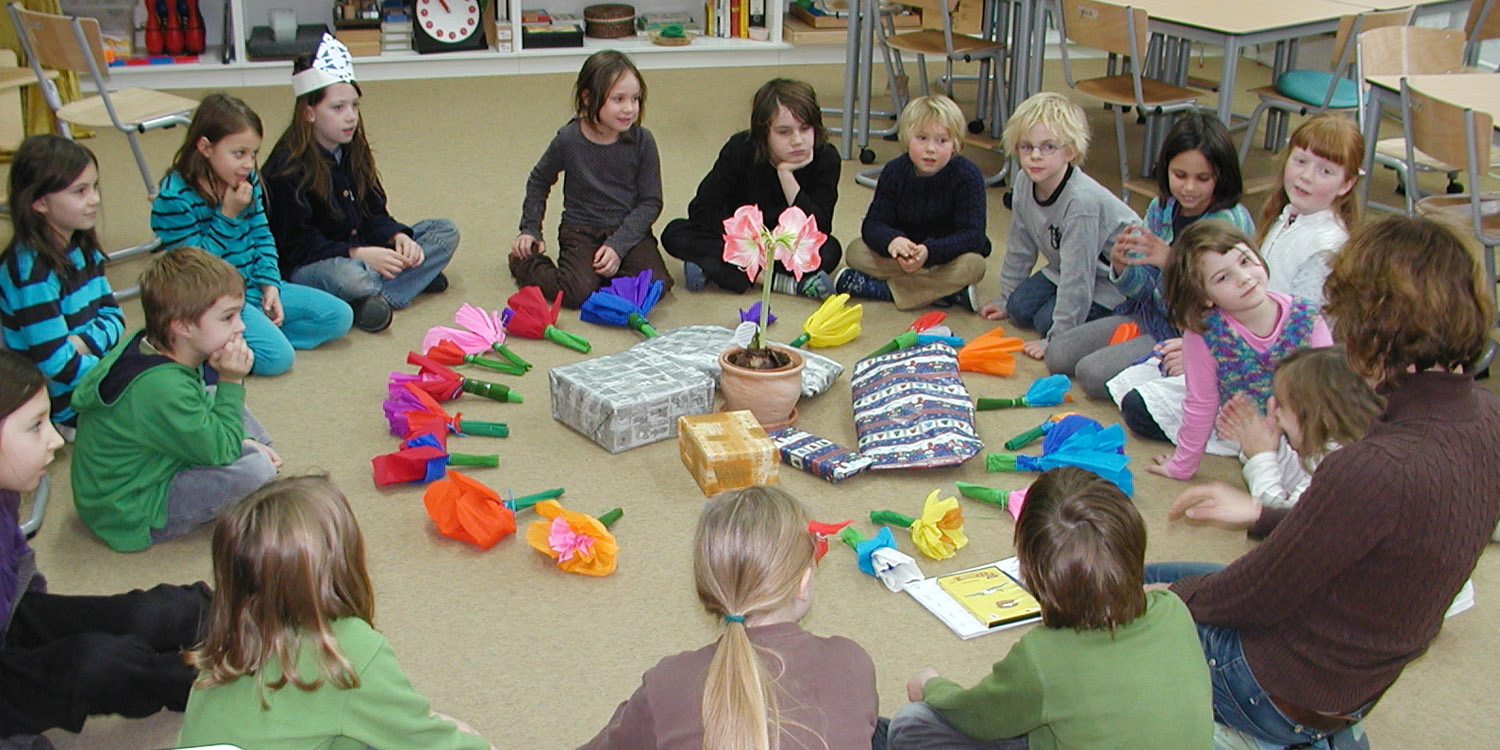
[521,8,584,48]
[380,0,413,53]
[704,0,766,38]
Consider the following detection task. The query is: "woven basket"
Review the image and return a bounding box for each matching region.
[583,4,635,38]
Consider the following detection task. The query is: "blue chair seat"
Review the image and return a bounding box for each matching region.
[1274,69,1360,109]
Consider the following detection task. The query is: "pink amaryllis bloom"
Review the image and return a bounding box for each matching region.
[722,205,767,281]
[767,207,826,281]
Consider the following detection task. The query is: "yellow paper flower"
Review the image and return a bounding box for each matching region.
[908,490,967,560]
[525,499,619,576]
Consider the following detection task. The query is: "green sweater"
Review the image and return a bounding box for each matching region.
[923,590,1212,750]
[177,618,488,750]
[70,330,247,551]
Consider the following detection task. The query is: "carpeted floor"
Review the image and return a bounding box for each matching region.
[24,57,1499,748]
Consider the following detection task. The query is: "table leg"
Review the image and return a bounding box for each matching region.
[1359,93,1381,210]
[1217,38,1241,125]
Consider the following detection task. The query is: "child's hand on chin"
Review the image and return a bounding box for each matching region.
[210,336,254,383]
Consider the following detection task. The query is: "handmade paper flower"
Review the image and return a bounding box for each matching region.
[908,311,946,332]
[808,519,854,563]
[525,500,621,576]
[1003,411,1083,450]
[424,340,526,376]
[505,287,591,352]
[422,470,516,549]
[372,433,498,486]
[393,381,509,441]
[389,368,462,402]
[580,270,663,338]
[871,490,968,561]
[790,293,862,348]
[739,301,775,327]
[422,304,532,371]
[722,204,767,281]
[977,374,1073,410]
[864,329,919,359]
[958,327,1025,376]
[986,418,1134,496]
[838,526,924,591]
[407,352,523,403]
[955,481,1029,521]
[382,384,428,435]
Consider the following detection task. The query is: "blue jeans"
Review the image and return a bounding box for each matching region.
[288,219,458,308]
[1146,563,1371,750]
[241,283,353,376]
[1005,271,1111,337]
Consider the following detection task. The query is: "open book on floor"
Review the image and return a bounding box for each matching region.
[906,557,1043,640]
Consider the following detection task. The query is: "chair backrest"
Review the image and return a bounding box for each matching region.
[1401,78,1493,176]
[1358,26,1467,77]
[8,4,108,78]
[1329,7,1414,70]
[1058,0,1149,61]
[1464,0,1500,47]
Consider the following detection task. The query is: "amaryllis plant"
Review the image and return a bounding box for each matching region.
[721,205,826,359]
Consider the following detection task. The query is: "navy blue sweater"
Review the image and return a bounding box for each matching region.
[261,144,410,277]
[861,154,990,266]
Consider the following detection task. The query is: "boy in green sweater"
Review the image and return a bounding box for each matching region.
[889,467,1212,750]
[71,247,279,552]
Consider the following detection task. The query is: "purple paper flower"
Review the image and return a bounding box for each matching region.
[739,301,775,326]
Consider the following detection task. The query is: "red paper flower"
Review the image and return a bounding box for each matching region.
[423,470,516,550]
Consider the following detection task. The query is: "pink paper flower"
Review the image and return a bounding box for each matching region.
[547,516,595,562]
[422,303,507,355]
[722,205,767,282]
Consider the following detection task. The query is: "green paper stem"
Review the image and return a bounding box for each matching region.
[596,507,624,527]
[544,324,592,353]
[954,480,1007,506]
[507,486,564,511]
[462,354,527,375]
[627,312,658,338]
[460,378,523,403]
[1004,424,1046,450]
[865,330,919,359]
[789,332,811,348]
[870,510,915,528]
[985,453,1021,472]
[839,525,867,549]
[491,343,532,370]
[976,396,1025,411]
[446,452,499,467]
[455,419,508,438]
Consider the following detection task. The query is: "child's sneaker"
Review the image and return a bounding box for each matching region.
[769,270,834,300]
[422,272,449,294]
[352,295,393,333]
[933,284,978,312]
[834,268,894,302]
[683,261,708,292]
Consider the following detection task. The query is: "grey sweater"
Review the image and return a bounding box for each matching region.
[519,119,663,252]
[997,165,1136,340]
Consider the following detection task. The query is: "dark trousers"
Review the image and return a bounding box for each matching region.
[0,582,211,736]
[510,224,675,309]
[660,218,843,293]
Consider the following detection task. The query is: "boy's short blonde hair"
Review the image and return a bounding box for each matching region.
[897,95,965,146]
[1002,92,1090,164]
[140,246,244,350]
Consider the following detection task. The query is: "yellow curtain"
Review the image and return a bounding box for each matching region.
[0,0,88,144]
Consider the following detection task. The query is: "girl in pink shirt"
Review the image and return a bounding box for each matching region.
[1144,220,1331,480]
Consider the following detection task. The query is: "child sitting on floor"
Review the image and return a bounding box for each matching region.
[836,95,989,311]
[888,466,1212,749]
[981,93,1138,360]
[71,247,279,552]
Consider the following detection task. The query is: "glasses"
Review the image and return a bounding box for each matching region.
[1017,142,1061,156]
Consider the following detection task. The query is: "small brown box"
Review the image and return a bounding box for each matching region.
[678,411,778,496]
[583,3,635,38]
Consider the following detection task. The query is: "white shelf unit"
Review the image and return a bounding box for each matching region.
[105,0,809,89]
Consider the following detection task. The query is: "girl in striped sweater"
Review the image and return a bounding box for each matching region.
[0,135,124,428]
[152,93,351,376]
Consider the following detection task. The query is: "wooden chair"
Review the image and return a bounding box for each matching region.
[7,2,198,295]
[1237,7,1414,164]
[1399,77,1500,370]
[1055,0,1202,202]
[882,0,1007,136]
[1358,26,1476,213]
[1463,0,1500,68]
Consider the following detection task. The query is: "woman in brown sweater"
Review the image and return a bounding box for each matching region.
[1148,215,1500,749]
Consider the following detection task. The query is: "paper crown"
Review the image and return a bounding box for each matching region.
[291,33,356,96]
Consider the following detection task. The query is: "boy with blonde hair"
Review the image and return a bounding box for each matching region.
[980,92,1138,360]
[71,247,278,552]
[837,95,989,310]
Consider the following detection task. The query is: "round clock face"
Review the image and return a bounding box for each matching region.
[416,0,480,43]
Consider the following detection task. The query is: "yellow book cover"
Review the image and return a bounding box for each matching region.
[936,565,1041,628]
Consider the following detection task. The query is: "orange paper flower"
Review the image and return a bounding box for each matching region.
[422,471,516,550]
[525,499,619,576]
[959,327,1025,376]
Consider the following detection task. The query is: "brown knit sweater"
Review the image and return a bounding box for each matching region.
[1170,371,1500,713]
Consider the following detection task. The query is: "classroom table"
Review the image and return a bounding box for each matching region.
[1359,72,1500,207]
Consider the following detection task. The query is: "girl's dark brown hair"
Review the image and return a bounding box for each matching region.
[266,56,382,220]
[169,92,263,207]
[1256,114,1363,244]
[1016,467,1146,633]
[0,350,47,427]
[1161,218,1264,333]
[189,475,374,702]
[574,50,646,131]
[1273,347,1382,464]
[1153,112,1243,215]
[1324,214,1494,384]
[3,134,102,282]
[749,78,826,164]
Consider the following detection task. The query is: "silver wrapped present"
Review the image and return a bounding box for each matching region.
[549,350,716,453]
[633,325,844,398]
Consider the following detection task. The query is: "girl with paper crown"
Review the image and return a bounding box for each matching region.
[262,33,459,334]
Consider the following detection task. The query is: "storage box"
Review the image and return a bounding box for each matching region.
[550,350,715,453]
[678,411,778,496]
[788,3,920,29]
[522,22,584,47]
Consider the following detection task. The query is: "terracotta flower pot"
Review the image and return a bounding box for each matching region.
[718,345,804,431]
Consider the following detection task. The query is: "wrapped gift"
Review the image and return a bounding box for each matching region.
[850,342,982,469]
[678,410,778,496]
[768,427,874,483]
[550,350,715,453]
[633,325,844,399]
